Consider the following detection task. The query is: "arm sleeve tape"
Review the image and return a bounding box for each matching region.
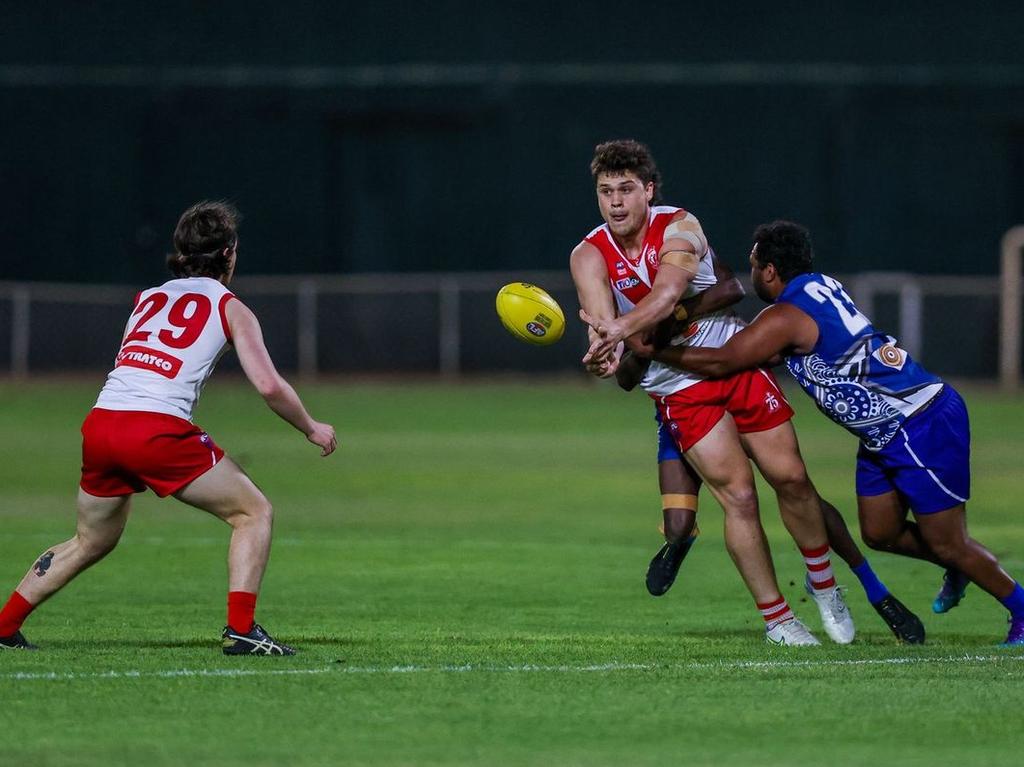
[660,249,700,273]
[663,216,709,258]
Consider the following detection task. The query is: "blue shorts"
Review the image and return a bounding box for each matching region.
[856,386,971,515]
[655,407,683,463]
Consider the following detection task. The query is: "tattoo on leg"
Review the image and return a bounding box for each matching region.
[34,551,55,577]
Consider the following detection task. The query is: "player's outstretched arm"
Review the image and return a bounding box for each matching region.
[644,304,809,379]
[630,253,746,356]
[582,262,694,363]
[582,213,706,362]
[570,241,623,378]
[226,298,337,456]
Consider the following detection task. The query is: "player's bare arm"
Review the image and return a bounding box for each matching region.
[582,213,705,362]
[644,303,817,379]
[627,253,746,355]
[226,298,337,456]
[678,251,744,322]
[616,258,745,391]
[570,240,624,377]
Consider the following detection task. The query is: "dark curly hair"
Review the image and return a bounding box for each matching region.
[590,139,662,203]
[751,220,814,282]
[167,200,240,279]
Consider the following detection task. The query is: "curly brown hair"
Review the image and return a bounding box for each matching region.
[590,139,662,203]
[167,200,240,279]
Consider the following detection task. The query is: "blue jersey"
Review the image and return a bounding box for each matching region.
[776,273,943,451]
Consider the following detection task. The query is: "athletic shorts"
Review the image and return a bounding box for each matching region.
[856,386,970,515]
[655,408,682,463]
[653,368,794,453]
[80,408,224,498]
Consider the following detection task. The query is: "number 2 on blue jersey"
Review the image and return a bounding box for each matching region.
[803,275,869,335]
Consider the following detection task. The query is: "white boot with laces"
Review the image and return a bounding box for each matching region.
[806,576,856,644]
[765,617,821,646]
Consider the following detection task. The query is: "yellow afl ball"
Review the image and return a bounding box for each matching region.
[495,283,566,346]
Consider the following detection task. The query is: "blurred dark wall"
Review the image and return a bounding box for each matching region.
[2,2,1023,283]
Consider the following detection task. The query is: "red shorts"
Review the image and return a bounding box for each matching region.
[653,368,794,452]
[80,408,224,498]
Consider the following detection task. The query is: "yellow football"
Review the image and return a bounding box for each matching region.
[495,283,566,346]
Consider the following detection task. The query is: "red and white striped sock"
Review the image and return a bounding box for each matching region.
[801,544,836,591]
[757,596,794,629]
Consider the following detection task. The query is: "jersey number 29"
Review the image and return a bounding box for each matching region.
[123,292,212,349]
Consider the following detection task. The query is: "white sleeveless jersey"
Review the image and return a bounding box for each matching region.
[95,277,235,421]
[584,206,745,397]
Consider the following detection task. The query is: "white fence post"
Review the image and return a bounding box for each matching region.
[1000,226,1024,391]
[11,287,30,377]
[849,274,875,322]
[438,277,461,377]
[898,278,923,360]
[297,279,318,378]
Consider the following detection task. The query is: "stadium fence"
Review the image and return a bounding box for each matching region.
[0,269,1017,381]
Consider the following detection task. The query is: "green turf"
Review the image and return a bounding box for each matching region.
[1,378,1023,766]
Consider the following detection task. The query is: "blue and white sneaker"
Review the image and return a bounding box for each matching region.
[1002,616,1024,647]
[932,569,969,614]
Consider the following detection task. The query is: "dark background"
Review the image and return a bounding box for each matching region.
[2,2,1023,285]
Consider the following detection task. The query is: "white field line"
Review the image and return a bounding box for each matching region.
[3,652,1023,683]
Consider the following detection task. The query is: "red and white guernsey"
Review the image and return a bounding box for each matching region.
[583,205,745,397]
[95,277,235,421]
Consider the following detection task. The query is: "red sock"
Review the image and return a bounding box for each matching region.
[801,543,837,591]
[227,591,258,633]
[0,591,35,637]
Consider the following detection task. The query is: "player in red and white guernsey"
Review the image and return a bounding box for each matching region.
[571,140,852,645]
[0,201,336,655]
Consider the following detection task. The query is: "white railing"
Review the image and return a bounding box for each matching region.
[0,268,1011,378]
[1000,226,1024,391]
[0,271,575,378]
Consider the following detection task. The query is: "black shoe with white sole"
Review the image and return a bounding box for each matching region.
[0,631,38,650]
[222,623,296,656]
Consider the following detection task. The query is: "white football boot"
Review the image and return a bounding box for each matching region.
[806,577,856,644]
[765,618,821,646]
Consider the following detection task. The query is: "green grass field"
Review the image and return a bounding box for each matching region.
[1,377,1023,766]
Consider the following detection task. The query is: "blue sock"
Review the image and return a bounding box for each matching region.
[852,559,890,604]
[999,582,1024,619]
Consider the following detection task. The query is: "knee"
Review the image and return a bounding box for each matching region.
[721,485,759,521]
[244,497,274,530]
[860,524,898,552]
[767,464,814,501]
[923,537,964,566]
[77,533,119,563]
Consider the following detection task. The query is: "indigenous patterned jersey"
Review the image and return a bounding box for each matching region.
[776,272,943,451]
[584,205,745,396]
[95,277,235,421]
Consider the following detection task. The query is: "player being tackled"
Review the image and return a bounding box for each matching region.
[615,219,1024,646]
[609,233,922,645]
